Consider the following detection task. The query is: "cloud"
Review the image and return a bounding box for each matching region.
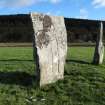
[92,0,105,8]
[46,10,61,16]
[0,0,36,7]
[0,0,61,8]
[50,0,61,4]
[76,8,88,19]
[46,12,51,15]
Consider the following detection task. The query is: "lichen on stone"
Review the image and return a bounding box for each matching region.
[43,15,53,32]
[36,15,53,49]
[36,31,50,49]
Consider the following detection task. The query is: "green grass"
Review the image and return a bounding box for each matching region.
[0,47,105,105]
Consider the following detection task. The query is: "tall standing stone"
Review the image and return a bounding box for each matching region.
[93,22,104,65]
[30,13,67,86]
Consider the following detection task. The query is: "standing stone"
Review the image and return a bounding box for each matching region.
[93,22,104,65]
[30,13,67,86]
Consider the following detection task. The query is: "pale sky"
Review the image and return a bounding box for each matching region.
[0,0,105,20]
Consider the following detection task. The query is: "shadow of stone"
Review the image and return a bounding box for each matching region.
[0,59,34,62]
[0,71,36,87]
[66,59,90,65]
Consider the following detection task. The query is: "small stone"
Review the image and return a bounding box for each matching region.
[33,99,37,102]
[41,98,46,101]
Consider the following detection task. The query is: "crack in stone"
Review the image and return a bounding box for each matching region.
[50,41,53,73]
[53,26,60,73]
[56,36,60,73]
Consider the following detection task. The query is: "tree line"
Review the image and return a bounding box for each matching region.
[0,14,104,43]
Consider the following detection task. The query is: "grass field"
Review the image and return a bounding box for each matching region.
[0,47,105,105]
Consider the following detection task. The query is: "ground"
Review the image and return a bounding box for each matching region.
[0,47,104,105]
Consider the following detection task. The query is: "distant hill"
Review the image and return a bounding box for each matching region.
[0,14,104,43]
[65,18,105,43]
[0,14,33,42]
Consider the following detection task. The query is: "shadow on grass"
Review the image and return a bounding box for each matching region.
[0,59,34,62]
[66,59,90,64]
[0,71,37,87]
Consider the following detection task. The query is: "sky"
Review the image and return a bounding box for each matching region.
[0,0,105,20]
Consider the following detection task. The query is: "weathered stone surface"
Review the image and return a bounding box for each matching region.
[30,13,67,86]
[93,22,104,65]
